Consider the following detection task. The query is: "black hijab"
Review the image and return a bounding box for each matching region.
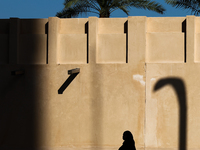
[119,131,136,150]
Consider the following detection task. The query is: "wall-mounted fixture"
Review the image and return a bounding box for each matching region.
[68,68,80,75]
[58,68,80,94]
[11,70,25,76]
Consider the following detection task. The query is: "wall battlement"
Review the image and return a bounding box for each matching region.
[1,16,199,64]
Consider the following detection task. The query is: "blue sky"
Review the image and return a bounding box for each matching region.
[0,0,195,19]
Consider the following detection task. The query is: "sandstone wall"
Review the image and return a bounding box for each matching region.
[0,16,198,150]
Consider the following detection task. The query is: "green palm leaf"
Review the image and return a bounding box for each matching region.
[165,0,200,15]
[56,0,166,18]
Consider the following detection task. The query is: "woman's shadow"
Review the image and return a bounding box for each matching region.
[119,131,136,150]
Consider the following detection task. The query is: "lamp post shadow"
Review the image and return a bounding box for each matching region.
[154,78,187,150]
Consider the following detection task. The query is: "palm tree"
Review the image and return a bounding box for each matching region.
[165,0,200,15]
[56,0,165,18]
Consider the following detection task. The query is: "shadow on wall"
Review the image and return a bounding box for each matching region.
[58,72,79,94]
[124,21,128,63]
[0,18,48,150]
[85,21,89,63]
[182,19,186,63]
[154,78,187,150]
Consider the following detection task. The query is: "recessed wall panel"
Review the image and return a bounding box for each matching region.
[0,34,9,64]
[146,33,184,63]
[195,34,200,62]
[59,18,88,34]
[98,18,127,34]
[20,19,48,34]
[19,34,47,64]
[97,34,126,63]
[57,34,87,64]
[147,17,185,33]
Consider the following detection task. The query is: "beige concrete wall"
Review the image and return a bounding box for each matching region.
[0,16,199,150]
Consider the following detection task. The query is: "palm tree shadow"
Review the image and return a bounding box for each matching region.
[154,78,187,150]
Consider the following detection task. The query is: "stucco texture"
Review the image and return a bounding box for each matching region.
[0,16,199,150]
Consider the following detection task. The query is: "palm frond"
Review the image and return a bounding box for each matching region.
[165,0,200,15]
[57,0,99,18]
[56,0,165,18]
[128,0,166,14]
[56,1,91,18]
[109,0,130,15]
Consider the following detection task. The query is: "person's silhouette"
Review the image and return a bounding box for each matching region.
[119,131,136,150]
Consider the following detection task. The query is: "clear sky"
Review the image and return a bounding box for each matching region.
[0,0,196,19]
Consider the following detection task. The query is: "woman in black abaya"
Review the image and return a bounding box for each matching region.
[119,131,136,150]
